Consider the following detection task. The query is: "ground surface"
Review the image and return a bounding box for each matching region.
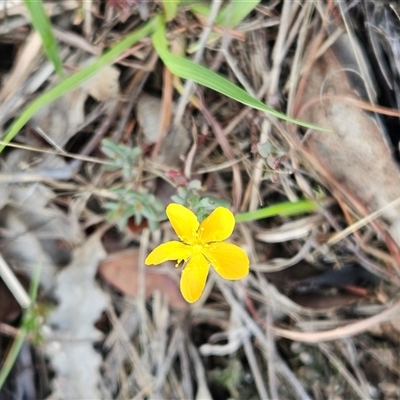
[1,1,400,399]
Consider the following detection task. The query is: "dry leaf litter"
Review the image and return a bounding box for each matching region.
[0,1,400,399]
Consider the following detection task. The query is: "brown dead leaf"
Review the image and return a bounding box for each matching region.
[80,62,120,102]
[0,32,43,106]
[0,150,81,290]
[30,63,120,149]
[298,31,400,232]
[98,248,188,310]
[136,93,191,167]
[29,88,87,148]
[45,233,110,400]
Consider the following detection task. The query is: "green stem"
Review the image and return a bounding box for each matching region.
[0,330,27,389]
[0,265,41,389]
[235,200,318,223]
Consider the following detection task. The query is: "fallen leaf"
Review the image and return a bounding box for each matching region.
[45,233,110,400]
[99,248,188,310]
[29,88,87,148]
[30,62,120,149]
[80,62,120,102]
[136,93,191,167]
[0,150,80,290]
[298,31,400,240]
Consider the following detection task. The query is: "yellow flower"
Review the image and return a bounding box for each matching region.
[145,203,249,303]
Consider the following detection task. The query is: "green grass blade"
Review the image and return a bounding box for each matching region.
[0,330,26,390]
[162,0,180,21]
[235,200,318,223]
[0,18,156,154]
[188,0,260,53]
[152,18,331,131]
[216,0,260,26]
[189,0,259,26]
[24,0,64,78]
[0,264,41,390]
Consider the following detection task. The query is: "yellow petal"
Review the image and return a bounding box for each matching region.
[202,242,249,280]
[166,203,199,245]
[145,241,192,265]
[198,207,235,244]
[180,253,210,303]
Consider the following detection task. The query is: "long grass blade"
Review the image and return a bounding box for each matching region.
[152,17,331,131]
[162,0,180,21]
[0,18,156,153]
[23,0,64,78]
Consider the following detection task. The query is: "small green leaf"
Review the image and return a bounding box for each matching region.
[257,141,274,158]
[105,187,165,231]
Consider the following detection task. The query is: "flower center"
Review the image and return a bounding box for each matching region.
[192,244,203,254]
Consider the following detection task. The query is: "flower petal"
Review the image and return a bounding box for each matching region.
[145,241,192,265]
[198,207,235,243]
[180,253,210,303]
[202,242,249,280]
[166,203,199,245]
